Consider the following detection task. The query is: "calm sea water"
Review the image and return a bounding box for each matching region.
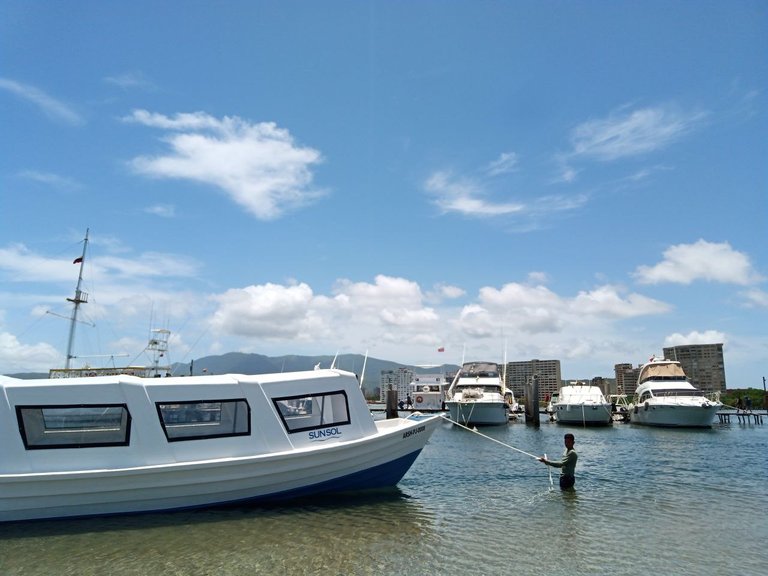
[1,413,766,576]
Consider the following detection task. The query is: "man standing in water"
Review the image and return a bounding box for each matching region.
[539,433,578,490]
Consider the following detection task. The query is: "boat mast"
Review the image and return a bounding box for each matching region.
[65,229,89,369]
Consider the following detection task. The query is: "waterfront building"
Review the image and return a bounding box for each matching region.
[379,367,414,403]
[504,359,561,399]
[614,363,640,395]
[590,376,613,396]
[663,343,726,393]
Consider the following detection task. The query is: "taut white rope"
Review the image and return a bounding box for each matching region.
[440,414,539,459]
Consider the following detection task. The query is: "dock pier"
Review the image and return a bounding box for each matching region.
[716,411,765,425]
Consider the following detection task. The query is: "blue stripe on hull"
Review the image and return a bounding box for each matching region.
[263,449,423,502]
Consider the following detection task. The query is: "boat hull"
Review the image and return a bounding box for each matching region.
[445,401,508,426]
[553,404,612,426]
[0,415,441,522]
[629,402,719,428]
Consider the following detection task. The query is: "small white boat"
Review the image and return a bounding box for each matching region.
[550,382,612,426]
[445,361,509,426]
[546,391,559,417]
[0,369,441,522]
[609,394,631,422]
[408,374,449,412]
[628,357,722,428]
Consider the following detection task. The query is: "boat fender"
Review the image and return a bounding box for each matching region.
[633,405,638,414]
[416,395,424,404]
[644,402,649,411]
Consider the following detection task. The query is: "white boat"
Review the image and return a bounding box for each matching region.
[408,373,448,412]
[0,368,441,522]
[609,394,631,422]
[445,361,510,426]
[546,391,559,418]
[550,381,612,426]
[628,357,722,428]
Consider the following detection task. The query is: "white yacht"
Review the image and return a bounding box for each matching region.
[445,361,510,426]
[629,357,722,427]
[408,373,449,412]
[0,368,441,522]
[550,381,612,426]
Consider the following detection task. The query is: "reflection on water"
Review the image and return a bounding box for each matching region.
[1,419,766,576]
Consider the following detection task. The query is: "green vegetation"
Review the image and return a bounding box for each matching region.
[721,388,767,410]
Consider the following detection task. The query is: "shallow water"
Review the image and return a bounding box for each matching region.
[1,415,766,575]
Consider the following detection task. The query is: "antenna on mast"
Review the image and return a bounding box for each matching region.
[360,350,368,389]
[65,228,89,369]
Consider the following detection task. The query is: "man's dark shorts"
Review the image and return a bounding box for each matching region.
[559,474,575,490]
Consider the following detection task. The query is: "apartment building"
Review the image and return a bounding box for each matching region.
[503,359,562,399]
[378,367,414,402]
[614,363,641,395]
[663,343,726,393]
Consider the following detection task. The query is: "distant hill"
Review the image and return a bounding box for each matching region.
[5,352,459,398]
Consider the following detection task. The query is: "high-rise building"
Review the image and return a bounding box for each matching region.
[379,367,414,402]
[504,359,561,398]
[614,363,640,395]
[663,343,726,393]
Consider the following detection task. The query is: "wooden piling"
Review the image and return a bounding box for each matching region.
[524,376,540,426]
[385,389,399,419]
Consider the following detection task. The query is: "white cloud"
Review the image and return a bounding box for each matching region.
[210,275,444,350]
[18,170,81,191]
[1,261,685,376]
[570,104,707,161]
[426,283,466,302]
[104,71,156,91]
[424,171,524,217]
[634,239,763,285]
[741,288,768,309]
[0,78,83,125]
[0,332,61,373]
[664,330,727,347]
[123,110,325,220]
[211,283,321,339]
[527,271,548,284]
[457,282,670,338]
[485,152,519,176]
[144,204,176,218]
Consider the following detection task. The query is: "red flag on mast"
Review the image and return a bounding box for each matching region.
[73,257,83,264]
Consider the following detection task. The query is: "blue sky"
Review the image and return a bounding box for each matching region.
[1,1,766,386]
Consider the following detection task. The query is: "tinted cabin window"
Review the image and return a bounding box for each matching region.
[16,404,131,449]
[273,391,350,433]
[156,399,250,441]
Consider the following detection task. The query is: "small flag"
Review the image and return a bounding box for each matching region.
[437,347,445,352]
[73,256,83,264]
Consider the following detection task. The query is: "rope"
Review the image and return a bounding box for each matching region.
[439,414,540,459]
[545,452,554,489]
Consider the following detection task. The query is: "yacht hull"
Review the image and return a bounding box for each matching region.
[629,402,719,428]
[445,401,508,426]
[553,404,612,426]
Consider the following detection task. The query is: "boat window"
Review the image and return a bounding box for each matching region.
[653,389,704,397]
[156,399,250,442]
[273,390,350,433]
[16,404,131,449]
